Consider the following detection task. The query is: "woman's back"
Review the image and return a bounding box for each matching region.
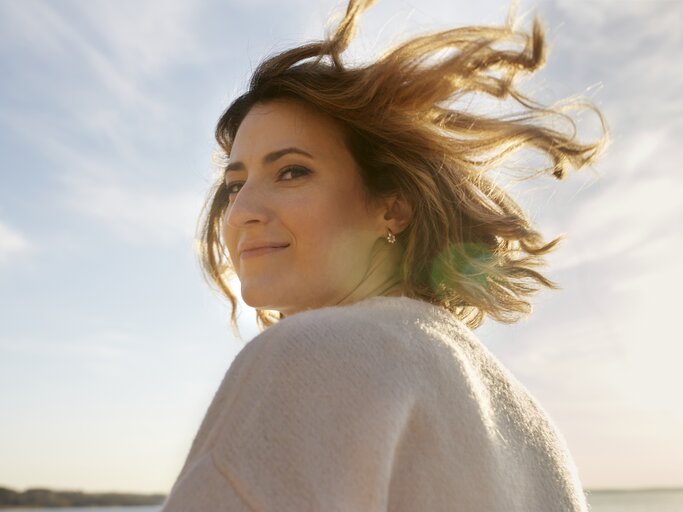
[162,295,587,511]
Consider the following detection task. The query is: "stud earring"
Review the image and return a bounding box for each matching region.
[386,228,396,244]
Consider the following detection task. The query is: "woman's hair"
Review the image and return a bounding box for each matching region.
[199,0,607,331]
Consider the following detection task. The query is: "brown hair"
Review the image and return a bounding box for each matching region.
[198,0,608,332]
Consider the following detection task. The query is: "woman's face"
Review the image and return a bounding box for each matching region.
[222,99,387,316]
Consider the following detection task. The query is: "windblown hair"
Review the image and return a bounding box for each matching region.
[199,0,607,331]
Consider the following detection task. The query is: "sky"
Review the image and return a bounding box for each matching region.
[1,0,681,494]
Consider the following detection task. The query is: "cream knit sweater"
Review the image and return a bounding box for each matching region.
[161,296,588,511]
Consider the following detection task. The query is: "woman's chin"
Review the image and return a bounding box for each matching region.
[240,284,282,311]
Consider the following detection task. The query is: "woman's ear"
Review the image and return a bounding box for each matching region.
[380,193,412,235]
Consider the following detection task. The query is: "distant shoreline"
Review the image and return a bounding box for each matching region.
[587,487,683,493]
[0,486,165,508]
[2,483,681,508]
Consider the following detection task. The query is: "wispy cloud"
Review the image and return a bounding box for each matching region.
[548,128,681,272]
[515,0,683,273]
[472,0,683,487]
[0,0,217,245]
[0,220,32,265]
[0,0,206,111]
[544,0,683,128]
[59,167,207,245]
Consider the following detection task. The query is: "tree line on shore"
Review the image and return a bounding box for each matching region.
[0,485,166,508]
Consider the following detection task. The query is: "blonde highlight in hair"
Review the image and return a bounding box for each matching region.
[199,0,608,333]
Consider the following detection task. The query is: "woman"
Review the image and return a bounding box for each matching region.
[162,0,607,510]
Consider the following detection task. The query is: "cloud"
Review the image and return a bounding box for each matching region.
[59,167,208,245]
[474,4,683,485]
[502,0,683,275]
[0,0,220,247]
[0,0,221,165]
[540,0,683,129]
[1,106,211,246]
[0,0,206,112]
[73,0,207,77]
[0,220,32,265]
[547,127,681,272]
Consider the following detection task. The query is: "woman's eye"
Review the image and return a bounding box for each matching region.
[278,165,311,181]
[224,166,309,198]
[225,181,243,195]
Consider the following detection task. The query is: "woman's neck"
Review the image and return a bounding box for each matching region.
[334,238,405,307]
[275,239,404,319]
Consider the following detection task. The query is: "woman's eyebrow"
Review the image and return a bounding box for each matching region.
[225,147,314,173]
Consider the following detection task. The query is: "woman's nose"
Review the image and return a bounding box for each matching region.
[224,179,270,228]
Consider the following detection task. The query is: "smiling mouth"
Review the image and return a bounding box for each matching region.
[241,245,290,259]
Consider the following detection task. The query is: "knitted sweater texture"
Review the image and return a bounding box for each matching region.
[161,295,588,511]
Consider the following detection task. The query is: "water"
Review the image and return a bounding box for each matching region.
[3,490,682,511]
[587,489,683,512]
[0,508,161,512]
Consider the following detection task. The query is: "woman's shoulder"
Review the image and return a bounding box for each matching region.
[225,296,444,410]
[256,295,459,350]
[244,295,477,381]
[273,294,463,332]
[232,298,424,385]
[248,296,415,365]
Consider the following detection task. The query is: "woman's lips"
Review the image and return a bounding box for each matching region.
[241,245,289,259]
